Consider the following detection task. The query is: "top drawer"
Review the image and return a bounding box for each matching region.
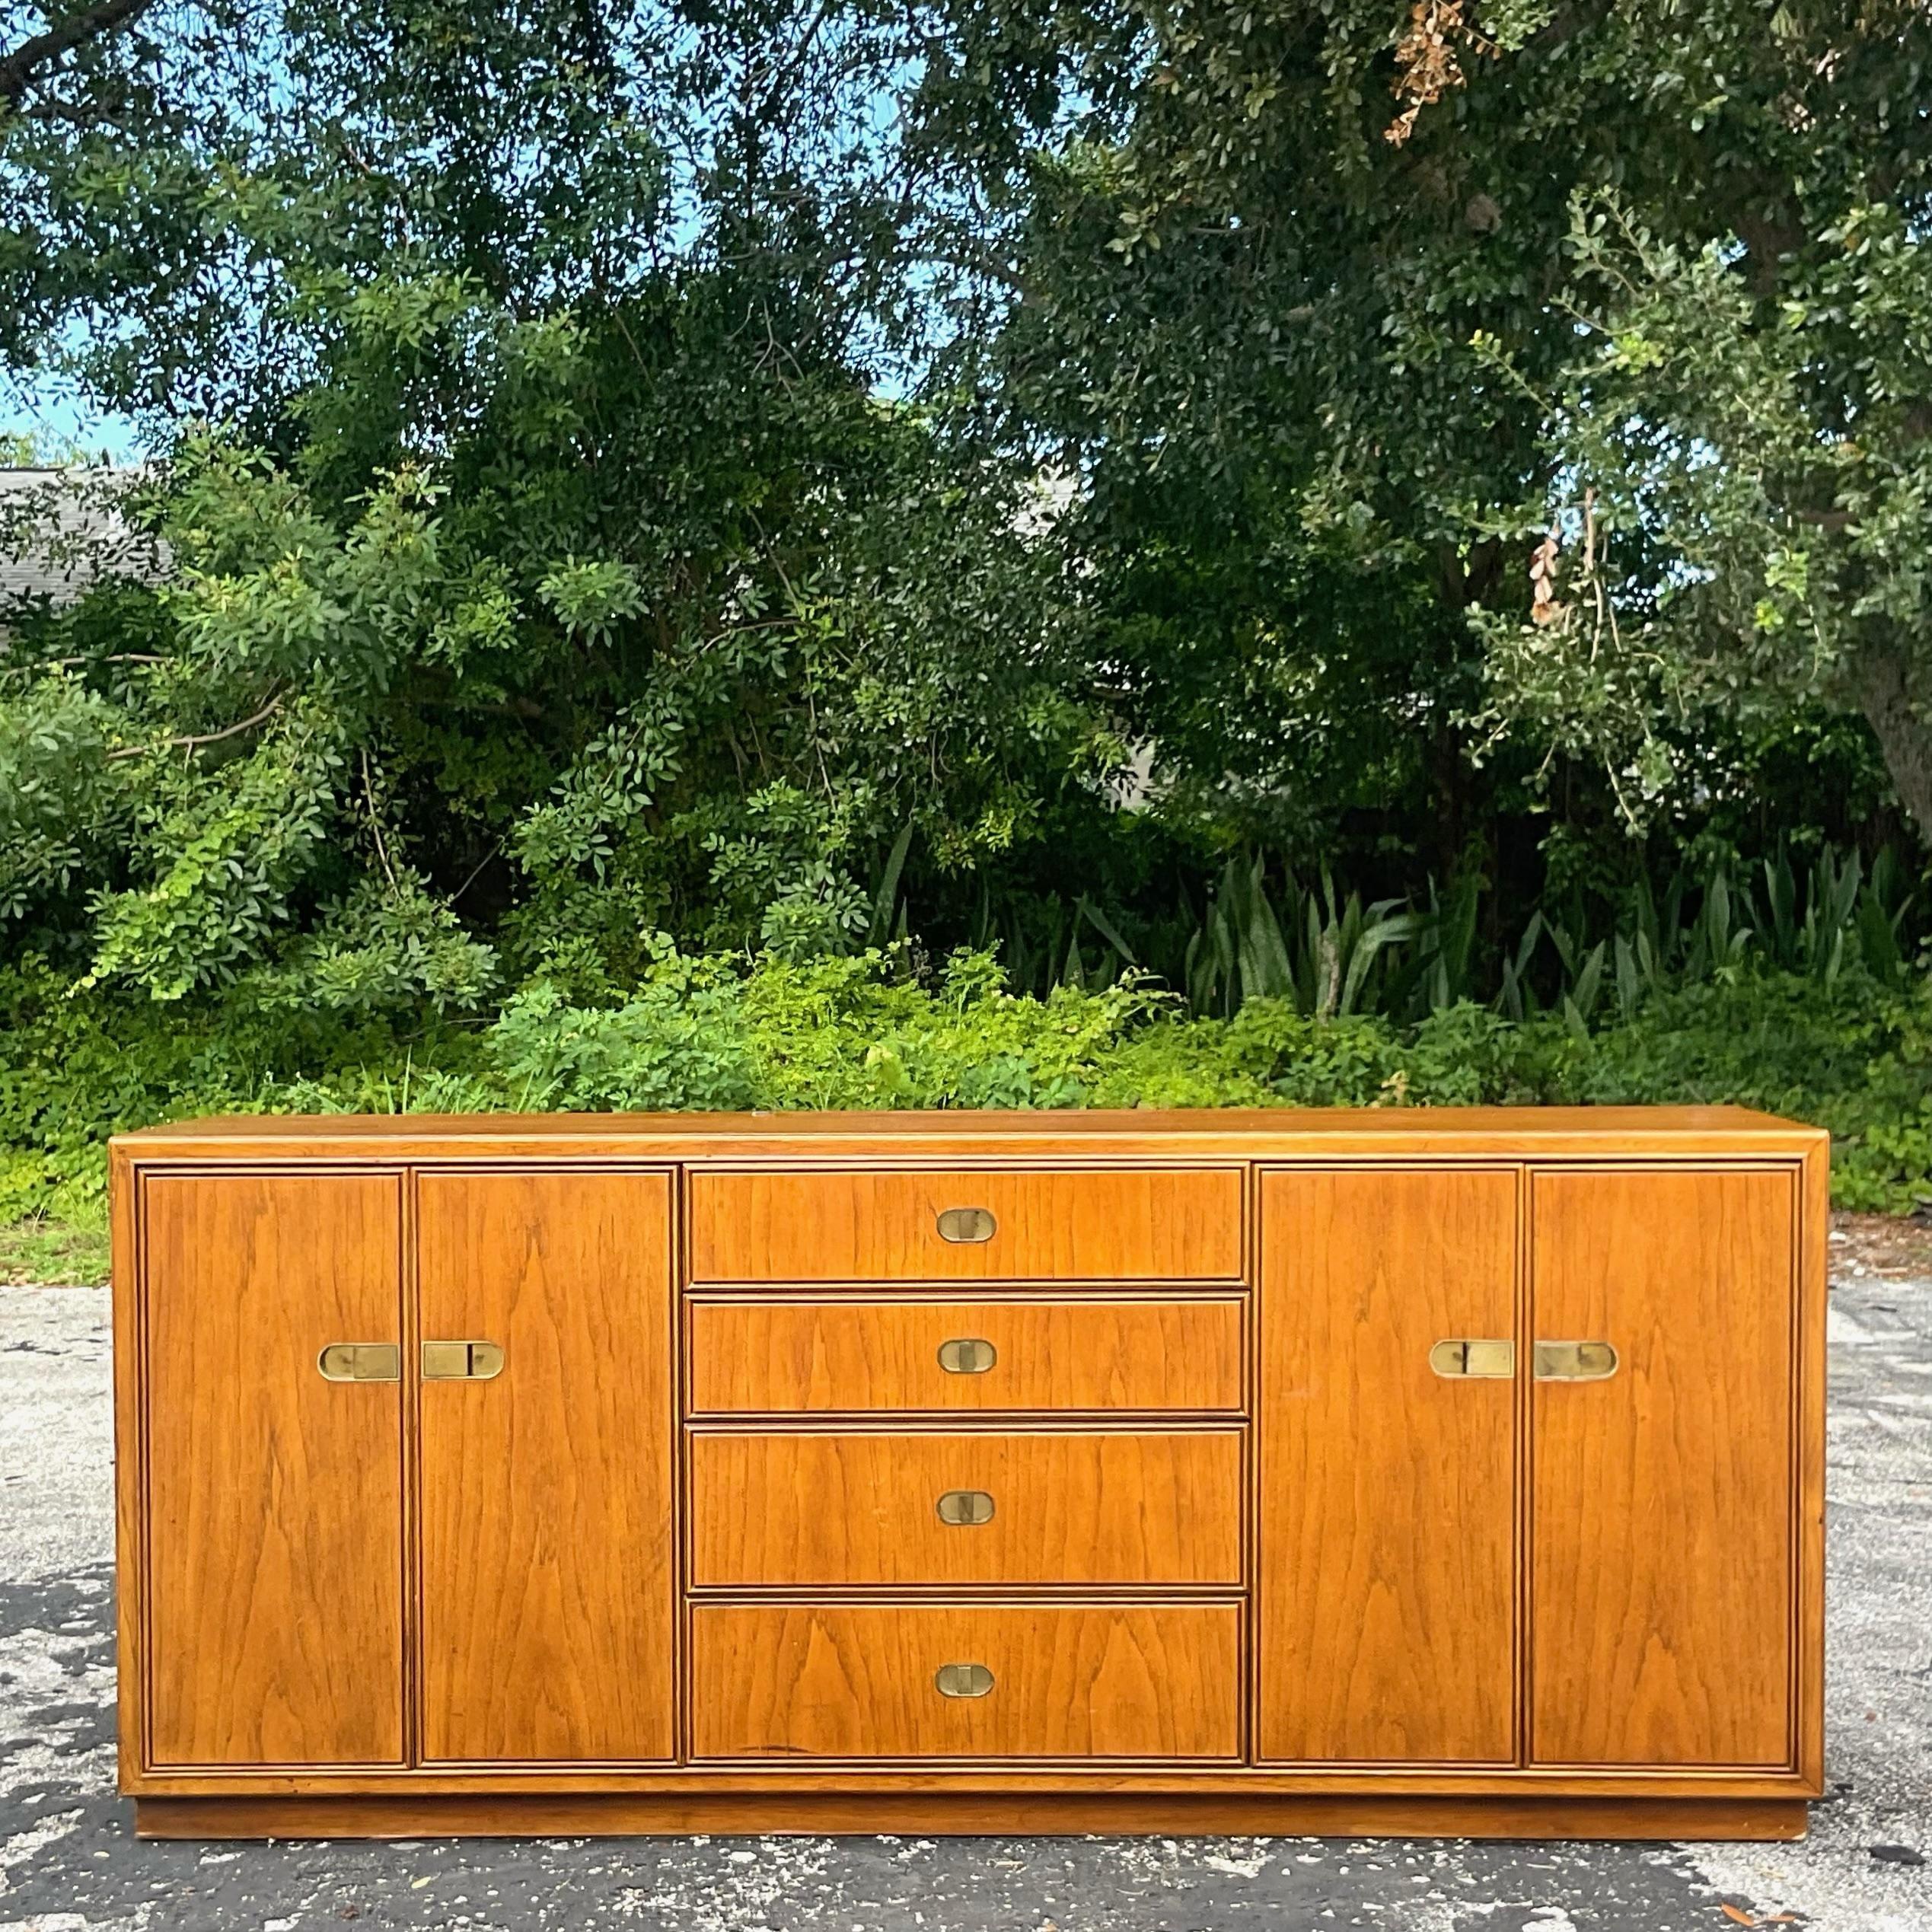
[687,1168,1243,1283]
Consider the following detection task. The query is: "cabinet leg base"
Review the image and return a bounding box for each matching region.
[133,1793,1809,1842]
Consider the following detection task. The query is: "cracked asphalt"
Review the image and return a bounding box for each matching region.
[2,1230,1926,1932]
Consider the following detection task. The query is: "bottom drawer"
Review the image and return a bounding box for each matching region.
[690,1603,1242,1761]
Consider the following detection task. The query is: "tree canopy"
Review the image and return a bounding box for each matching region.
[1,0,1927,1016]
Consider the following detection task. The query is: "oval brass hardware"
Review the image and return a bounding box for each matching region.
[317,1342,400,1383]
[1532,1340,1618,1382]
[1428,1338,1516,1379]
[934,1663,995,1699]
[936,1488,996,1526]
[422,1340,506,1381]
[937,1337,998,1375]
[936,1207,997,1245]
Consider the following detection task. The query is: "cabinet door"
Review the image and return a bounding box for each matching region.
[1258,1168,1518,1764]
[1531,1168,1794,1767]
[417,1170,675,1762]
[144,1172,404,1767]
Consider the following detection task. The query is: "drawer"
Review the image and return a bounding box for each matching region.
[690,1602,1242,1760]
[687,1429,1242,1586]
[686,1296,1246,1414]
[686,1167,1242,1282]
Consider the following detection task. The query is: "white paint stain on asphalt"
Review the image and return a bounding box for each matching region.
[0,1809,85,1891]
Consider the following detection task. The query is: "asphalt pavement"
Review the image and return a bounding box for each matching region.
[1,1229,1925,1931]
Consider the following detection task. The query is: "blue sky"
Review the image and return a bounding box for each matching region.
[2,370,143,464]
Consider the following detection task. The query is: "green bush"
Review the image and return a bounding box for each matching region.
[6,944,1932,1226]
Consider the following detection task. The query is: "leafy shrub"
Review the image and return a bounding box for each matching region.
[7,944,1932,1225]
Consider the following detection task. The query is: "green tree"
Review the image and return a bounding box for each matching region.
[1,0,1138,1002]
[916,0,1932,838]
[5,0,1927,1025]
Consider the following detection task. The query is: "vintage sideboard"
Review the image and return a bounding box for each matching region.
[109,1105,1827,1841]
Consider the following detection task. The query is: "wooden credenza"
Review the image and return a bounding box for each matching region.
[110,1106,1827,1841]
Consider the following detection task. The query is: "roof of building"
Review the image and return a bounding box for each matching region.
[0,466,163,613]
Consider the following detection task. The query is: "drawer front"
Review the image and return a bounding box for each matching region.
[690,1603,1242,1759]
[687,1296,1245,1414]
[688,1430,1243,1586]
[686,1168,1243,1282]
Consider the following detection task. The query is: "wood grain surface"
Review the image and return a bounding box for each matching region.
[1796,1139,1829,1792]
[114,1106,1826,1825]
[1530,1167,1795,1768]
[143,1171,405,1767]
[1258,1167,1519,1765]
[687,1296,1245,1414]
[686,1167,1242,1280]
[688,1603,1242,1758]
[114,1105,1827,1168]
[688,1430,1244,1586]
[416,1170,676,1762]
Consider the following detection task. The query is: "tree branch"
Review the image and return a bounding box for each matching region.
[0,0,161,108]
[755,0,835,123]
[361,747,400,889]
[107,690,282,760]
[27,652,171,671]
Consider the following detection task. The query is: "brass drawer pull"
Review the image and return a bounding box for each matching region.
[422,1340,506,1381]
[1429,1338,1516,1379]
[936,1207,996,1244]
[937,1337,997,1374]
[1533,1340,1618,1382]
[936,1488,996,1526]
[317,1342,400,1382]
[934,1662,994,1699]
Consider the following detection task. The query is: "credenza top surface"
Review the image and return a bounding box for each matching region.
[113,1104,1825,1162]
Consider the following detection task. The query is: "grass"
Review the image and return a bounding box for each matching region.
[0,1215,110,1286]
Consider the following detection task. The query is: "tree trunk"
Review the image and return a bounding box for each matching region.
[1849,645,1932,843]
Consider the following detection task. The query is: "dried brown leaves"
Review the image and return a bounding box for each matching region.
[1386,0,1498,145]
[1529,531,1564,626]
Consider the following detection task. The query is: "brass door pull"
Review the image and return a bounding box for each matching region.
[934,1663,995,1698]
[1428,1338,1516,1379]
[317,1342,400,1382]
[936,1207,996,1244]
[1532,1340,1618,1382]
[422,1340,506,1380]
[938,1337,997,1374]
[936,1489,996,1526]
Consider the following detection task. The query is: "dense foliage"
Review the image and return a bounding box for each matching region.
[4,0,1932,1229]
[10,948,1932,1235]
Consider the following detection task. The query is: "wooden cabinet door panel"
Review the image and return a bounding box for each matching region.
[1258,1168,1518,1765]
[687,1167,1242,1281]
[687,1296,1245,1414]
[690,1604,1242,1759]
[1531,1168,1795,1768]
[143,1172,404,1768]
[417,1170,675,1763]
[689,1430,1243,1586]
